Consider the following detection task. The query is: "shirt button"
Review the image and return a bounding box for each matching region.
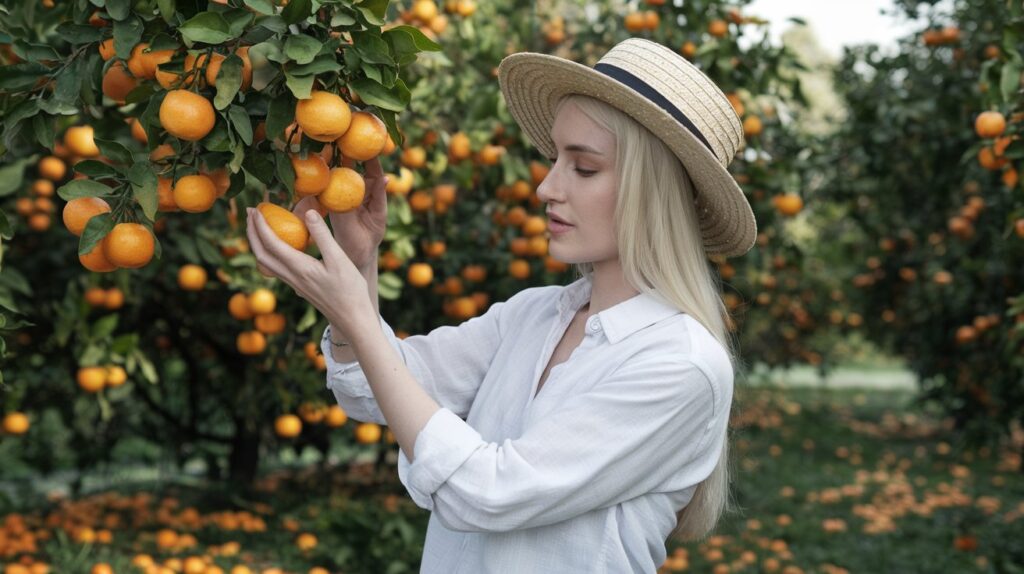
[587,317,601,333]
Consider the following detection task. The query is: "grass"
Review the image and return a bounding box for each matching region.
[2,385,1022,574]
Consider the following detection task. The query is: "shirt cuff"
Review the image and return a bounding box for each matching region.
[321,315,400,396]
[397,407,484,511]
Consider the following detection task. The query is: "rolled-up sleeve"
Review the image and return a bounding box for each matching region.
[395,354,722,533]
[322,296,510,425]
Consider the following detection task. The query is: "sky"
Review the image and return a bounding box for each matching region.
[742,0,953,60]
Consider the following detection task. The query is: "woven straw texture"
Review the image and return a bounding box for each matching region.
[497,38,757,258]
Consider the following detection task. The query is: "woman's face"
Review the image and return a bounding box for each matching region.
[537,100,619,265]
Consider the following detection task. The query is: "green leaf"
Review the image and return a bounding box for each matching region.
[134,348,159,383]
[157,0,176,24]
[213,54,244,110]
[73,160,121,179]
[94,138,134,165]
[0,63,49,91]
[360,0,391,21]
[113,16,144,60]
[291,54,342,76]
[31,113,54,150]
[349,76,409,112]
[281,0,313,24]
[1000,60,1022,106]
[91,314,119,339]
[352,31,395,66]
[243,0,275,15]
[285,69,315,99]
[275,151,296,195]
[266,95,295,142]
[179,12,235,45]
[106,0,131,20]
[383,25,442,53]
[3,100,39,131]
[229,105,253,145]
[129,163,158,222]
[79,213,116,256]
[12,41,59,63]
[54,23,103,44]
[284,34,322,65]
[58,180,117,201]
[0,159,31,197]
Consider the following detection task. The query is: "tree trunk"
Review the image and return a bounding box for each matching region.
[228,422,260,488]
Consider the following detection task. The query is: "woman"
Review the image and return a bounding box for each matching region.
[247,37,756,573]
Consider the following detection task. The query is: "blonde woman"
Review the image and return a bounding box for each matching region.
[247,37,756,573]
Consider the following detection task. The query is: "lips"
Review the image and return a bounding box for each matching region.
[547,213,572,226]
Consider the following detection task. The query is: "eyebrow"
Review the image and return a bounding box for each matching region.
[554,143,604,156]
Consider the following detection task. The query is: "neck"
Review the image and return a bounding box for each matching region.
[583,257,640,316]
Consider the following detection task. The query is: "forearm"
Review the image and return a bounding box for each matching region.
[347,303,441,463]
[329,258,378,364]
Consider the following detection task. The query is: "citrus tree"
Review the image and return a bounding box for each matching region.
[0,0,441,487]
[822,0,1023,459]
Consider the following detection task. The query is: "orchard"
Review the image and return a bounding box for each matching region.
[0,0,1022,572]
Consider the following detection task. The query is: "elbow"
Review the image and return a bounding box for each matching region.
[431,490,542,534]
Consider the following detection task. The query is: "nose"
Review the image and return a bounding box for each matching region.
[535,160,559,204]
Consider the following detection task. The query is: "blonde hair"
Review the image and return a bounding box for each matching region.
[556,94,742,543]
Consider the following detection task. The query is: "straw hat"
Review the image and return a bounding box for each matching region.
[497,37,757,258]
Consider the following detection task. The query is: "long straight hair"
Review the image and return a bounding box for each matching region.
[557,94,741,543]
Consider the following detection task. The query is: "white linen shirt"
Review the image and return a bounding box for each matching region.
[322,274,733,573]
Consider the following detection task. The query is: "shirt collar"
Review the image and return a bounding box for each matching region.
[557,275,682,344]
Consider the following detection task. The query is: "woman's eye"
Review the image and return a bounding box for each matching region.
[575,169,596,177]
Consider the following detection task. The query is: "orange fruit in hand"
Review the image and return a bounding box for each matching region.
[80,238,118,272]
[172,174,217,213]
[319,167,365,212]
[159,90,216,141]
[177,264,207,291]
[275,414,303,438]
[62,197,111,236]
[290,154,331,197]
[255,202,309,251]
[205,46,253,90]
[103,223,155,268]
[64,125,101,158]
[336,111,388,161]
[102,61,138,104]
[295,91,352,142]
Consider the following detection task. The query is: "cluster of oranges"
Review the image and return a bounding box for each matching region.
[921,26,961,46]
[14,173,60,233]
[227,288,284,355]
[393,0,477,41]
[75,364,128,393]
[83,286,126,310]
[973,110,1022,189]
[286,91,396,215]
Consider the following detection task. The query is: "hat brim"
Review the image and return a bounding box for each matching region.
[497,51,757,258]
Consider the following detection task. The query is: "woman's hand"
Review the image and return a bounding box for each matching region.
[291,156,389,271]
[246,205,373,341]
